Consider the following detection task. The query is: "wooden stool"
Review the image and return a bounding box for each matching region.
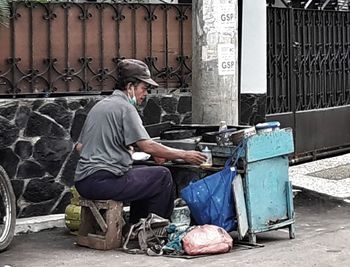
[77,199,123,250]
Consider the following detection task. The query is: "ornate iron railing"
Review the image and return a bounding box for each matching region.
[0,1,192,97]
[267,7,292,114]
[293,9,350,110]
[267,0,347,10]
[267,6,350,114]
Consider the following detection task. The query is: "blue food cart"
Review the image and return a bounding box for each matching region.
[233,127,295,244]
[147,123,296,244]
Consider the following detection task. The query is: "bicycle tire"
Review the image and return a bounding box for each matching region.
[0,165,16,252]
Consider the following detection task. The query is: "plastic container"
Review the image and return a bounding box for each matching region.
[219,121,228,132]
[65,204,81,232]
[201,146,213,167]
[216,121,230,146]
[65,187,81,232]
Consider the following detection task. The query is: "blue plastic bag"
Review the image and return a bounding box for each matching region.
[180,161,237,232]
[180,142,245,232]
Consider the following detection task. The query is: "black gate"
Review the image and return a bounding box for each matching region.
[267,6,350,157]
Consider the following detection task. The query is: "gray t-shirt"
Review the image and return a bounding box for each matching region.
[75,90,150,182]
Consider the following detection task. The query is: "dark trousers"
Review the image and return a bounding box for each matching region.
[75,166,175,223]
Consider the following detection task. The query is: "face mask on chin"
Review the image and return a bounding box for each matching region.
[129,95,137,106]
[128,85,137,106]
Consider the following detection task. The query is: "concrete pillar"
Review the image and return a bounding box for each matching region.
[192,0,239,125]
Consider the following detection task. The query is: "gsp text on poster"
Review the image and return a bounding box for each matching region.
[218,43,236,76]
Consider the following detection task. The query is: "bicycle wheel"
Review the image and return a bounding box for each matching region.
[0,165,16,252]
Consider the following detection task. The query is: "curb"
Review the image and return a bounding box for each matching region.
[15,214,65,235]
[14,206,132,235]
[293,186,350,205]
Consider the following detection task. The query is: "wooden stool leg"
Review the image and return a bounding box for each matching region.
[105,201,123,249]
[78,206,95,237]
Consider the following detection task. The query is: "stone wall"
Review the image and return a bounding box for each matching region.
[0,92,192,218]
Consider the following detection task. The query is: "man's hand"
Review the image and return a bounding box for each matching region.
[136,139,207,165]
[128,146,134,155]
[183,150,207,165]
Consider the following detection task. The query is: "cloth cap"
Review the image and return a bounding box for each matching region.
[118,59,159,87]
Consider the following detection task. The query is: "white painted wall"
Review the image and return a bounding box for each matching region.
[241,0,267,94]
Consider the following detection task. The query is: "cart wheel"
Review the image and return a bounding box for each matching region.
[0,166,16,252]
[289,224,296,239]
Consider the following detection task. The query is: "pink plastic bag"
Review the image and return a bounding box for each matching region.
[182,225,233,255]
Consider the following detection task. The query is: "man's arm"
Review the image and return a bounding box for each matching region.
[136,139,206,165]
[75,143,83,154]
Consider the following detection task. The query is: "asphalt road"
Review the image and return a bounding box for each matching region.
[1,192,350,267]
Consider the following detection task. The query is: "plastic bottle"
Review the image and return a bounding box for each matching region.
[170,198,191,231]
[201,146,213,167]
[216,120,229,146]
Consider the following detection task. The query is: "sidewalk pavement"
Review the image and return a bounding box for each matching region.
[5,189,350,267]
[15,152,350,235]
[4,153,350,266]
[289,153,350,202]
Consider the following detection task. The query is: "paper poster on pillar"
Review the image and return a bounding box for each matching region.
[218,43,236,76]
[202,46,218,62]
[217,2,237,32]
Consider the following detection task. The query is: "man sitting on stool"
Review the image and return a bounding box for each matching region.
[74,59,206,224]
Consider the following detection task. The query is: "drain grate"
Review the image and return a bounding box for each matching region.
[308,164,350,180]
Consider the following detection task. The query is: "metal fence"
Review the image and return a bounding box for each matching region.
[0,1,192,97]
[267,6,350,114]
[267,5,350,155]
[267,7,292,114]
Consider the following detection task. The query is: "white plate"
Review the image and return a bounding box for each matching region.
[132,152,151,161]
